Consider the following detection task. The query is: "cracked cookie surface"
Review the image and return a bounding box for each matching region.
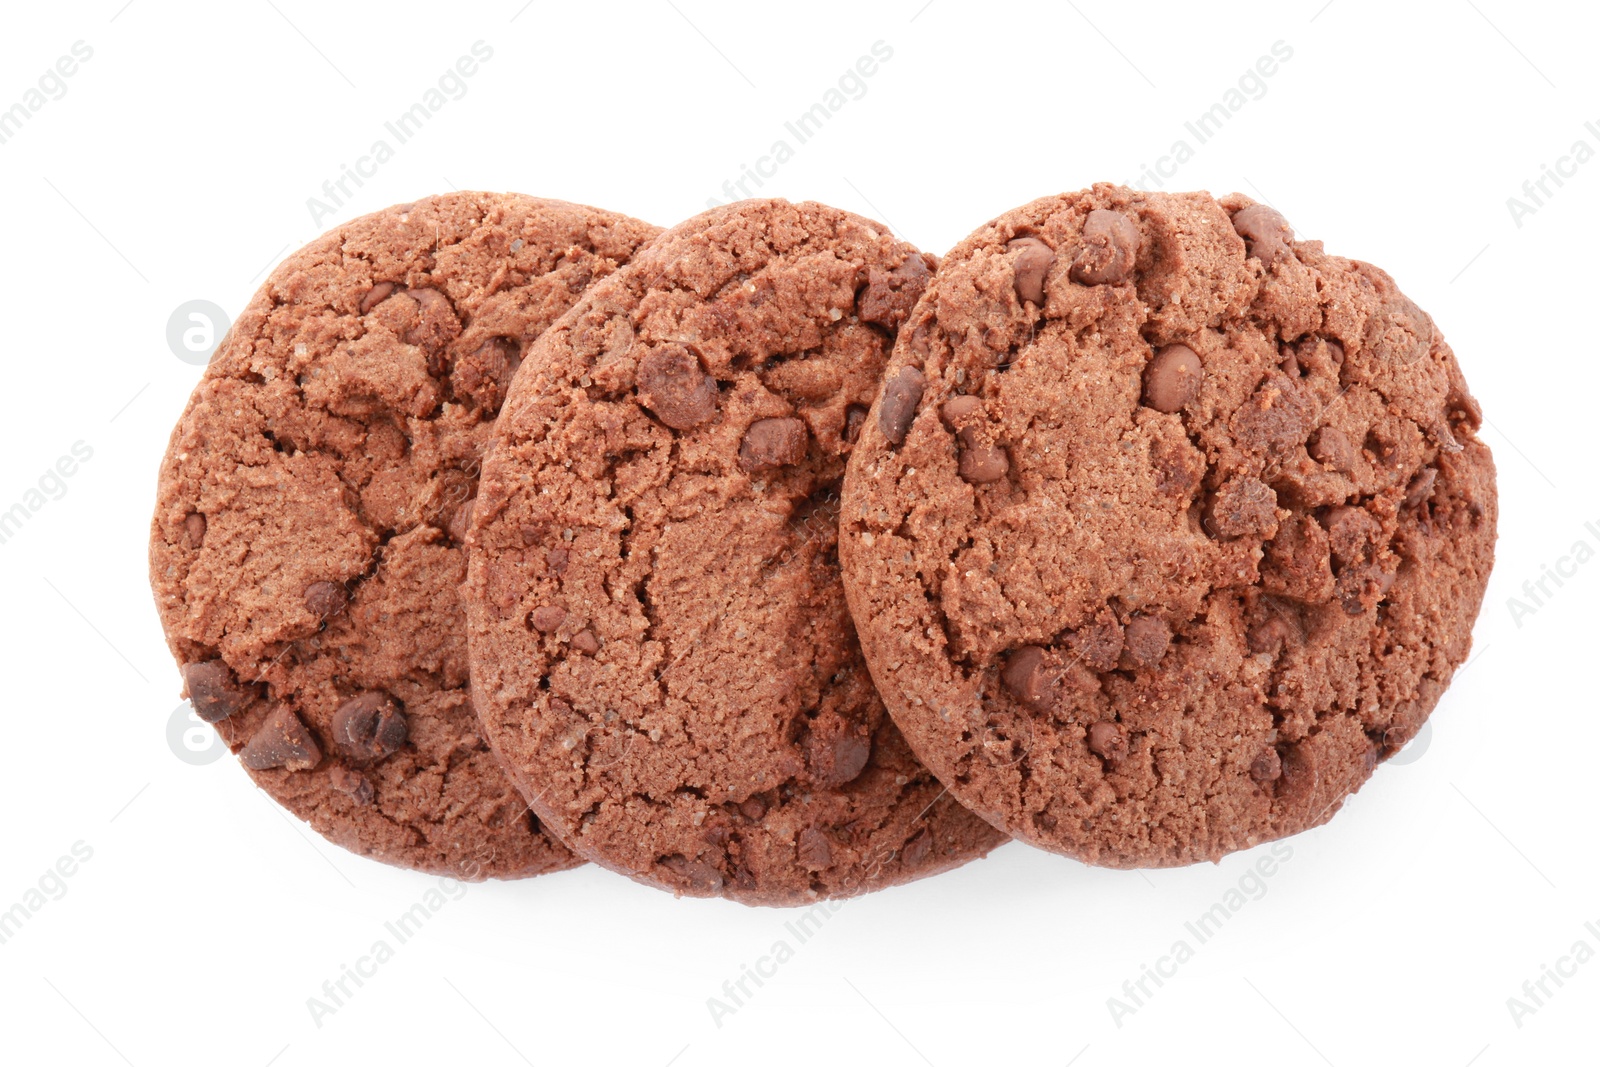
[839,184,1496,868]
[463,199,1004,906]
[150,192,659,877]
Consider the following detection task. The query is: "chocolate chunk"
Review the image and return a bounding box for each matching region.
[451,337,520,414]
[1247,615,1295,655]
[1087,721,1128,763]
[940,395,982,429]
[637,344,719,430]
[857,254,932,330]
[1070,209,1139,285]
[955,420,1009,484]
[359,281,395,314]
[878,365,925,446]
[303,581,349,620]
[1123,616,1171,666]
[529,605,567,633]
[1232,204,1294,265]
[797,828,833,870]
[1276,742,1318,804]
[738,417,809,472]
[448,499,475,544]
[739,795,768,820]
[1001,645,1054,708]
[329,765,374,806]
[843,404,868,443]
[331,692,408,761]
[546,546,569,575]
[900,828,933,867]
[1007,237,1056,306]
[182,659,252,723]
[660,853,724,893]
[183,512,206,549]
[1404,468,1437,508]
[241,706,322,771]
[1249,748,1282,782]
[403,287,460,351]
[804,719,872,788]
[1142,344,1203,413]
[570,629,600,655]
[1307,426,1355,471]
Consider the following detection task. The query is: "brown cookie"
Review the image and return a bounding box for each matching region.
[463,199,1005,905]
[150,192,661,878]
[840,185,1496,868]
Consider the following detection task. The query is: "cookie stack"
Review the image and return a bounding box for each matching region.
[149,186,1496,906]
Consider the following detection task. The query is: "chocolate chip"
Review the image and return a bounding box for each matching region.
[1007,237,1056,306]
[738,417,809,472]
[1307,426,1355,471]
[1276,741,1318,804]
[448,499,475,544]
[303,581,349,620]
[570,629,600,655]
[857,254,932,330]
[878,365,925,446]
[901,828,933,867]
[660,854,724,893]
[1070,209,1140,285]
[1001,645,1054,708]
[1123,616,1171,666]
[940,395,982,429]
[328,765,374,806]
[182,659,252,723]
[546,546,569,575]
[1249,748,1282,782]
[804,720,872,788]
[240,706,321,771]
[1142,344,1203,413]
[1087,721,1128,763]
[331,692,408,761]
[183,512,206,549]
[797,828,833,870]
[957,427,1009,484]
[1232,204,1294,265]
[529,605,567,633]
[1404,468,1437,508]
[1247,615,1295,654]
[636,344,719,430]
[843,404,868,443]
[451,337,520,414]
[402,287,460,351]
[359,282,395,314]
[739,795,768,820]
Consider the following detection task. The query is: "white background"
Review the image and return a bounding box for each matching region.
[0,2,1594,1064]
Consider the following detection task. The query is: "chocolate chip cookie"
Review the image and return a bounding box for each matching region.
[463,199,1006,905]
[840,184,1496,868]
[150,193,660,878]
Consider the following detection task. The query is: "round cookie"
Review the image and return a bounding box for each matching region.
[463,199,1006,905]
[150,192,661,878]
[840,184,1496,868]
